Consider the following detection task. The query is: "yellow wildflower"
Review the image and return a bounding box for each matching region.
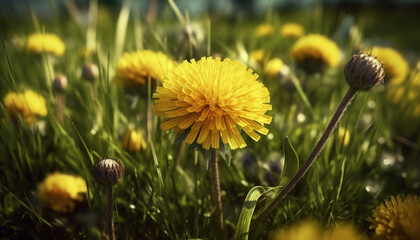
[27,33,65,57]
[368,195,420,240]
[123,129,147,152]
[113,50,176,87]
[290,34,341,71]
[38,172,87,213]
[338,127,350,146]
[270,220,367,240]
[281,23,305,38]
[153,57,272,150]
[4,90,47,124]
[386,68,420,117]
[264,58,284,77]
[367,47,409,85]
[249,49,265,63]
[255,23,274,38]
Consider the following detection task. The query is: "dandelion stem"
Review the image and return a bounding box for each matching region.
[56,93,65,124]
[107,185,115,240]
[250,86,358,230]
[210,148,224,234]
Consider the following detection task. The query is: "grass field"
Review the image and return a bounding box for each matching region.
[1,1,419,239]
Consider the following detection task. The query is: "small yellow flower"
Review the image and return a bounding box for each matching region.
[290,34,340,71]
[4,90,47,124]
[338,127,350,146]
[38,172,87,213]
[123,129,147,152]
[264,58,284,77]
[27,33,65,57]
[255,23,274,38]
[270,221,367,240]
[368,195,420,240]
[367,47,409,85]
[386,68,420,117]
[281,23,305,38]
[153,57,272,150]
[249,49,265,63]
[113,50,176,87]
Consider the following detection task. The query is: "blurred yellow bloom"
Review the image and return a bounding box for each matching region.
[255,23,274,37]
[281,23,305,38]
[264,58,284,77]
[4,90,47,124]
[368,195,420,240]
[153,57,272,150]
[249,49,265,63]
[338,127,350,146]
[290,34,341,71]
[27,33,65,57]
[270,220,367,240]
[123,129,147,152]
[113,50,176,87]
[38,172,87,213]
[386,68,420,117]
[367,47,409,85]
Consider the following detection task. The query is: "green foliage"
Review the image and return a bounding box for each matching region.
[0,2,419,240]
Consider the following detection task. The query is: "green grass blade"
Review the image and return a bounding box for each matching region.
[279,137,300,187]
[234,186,268,240]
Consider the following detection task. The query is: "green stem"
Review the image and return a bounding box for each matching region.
[107,186,115,240]
[250,86,358,230]
[210,149,224,234]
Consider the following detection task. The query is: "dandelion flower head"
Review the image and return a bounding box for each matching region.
[270,220,367,240]
[255,23,274,38]
[249,49,265,63]
[281,23,305,38]
[290,34,340,71]
[368,195,420,240]
[153,57,272,150]
[27,33,65,57]
[123,129,147,153]
[113,50,176,87]
[264,58,285,78]
[386,68,420,117]
[366,47,409,85]
[4,90,47,124]
[38,172,87,213]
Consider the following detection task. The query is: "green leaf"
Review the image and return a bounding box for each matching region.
[234,186,270,240]
[279,137,300,187]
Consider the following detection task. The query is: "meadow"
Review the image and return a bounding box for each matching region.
[1,1,419,239]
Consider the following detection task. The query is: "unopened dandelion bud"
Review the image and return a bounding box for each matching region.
[92,158,124,186]
[344,53,385,91]
[53,74,68,92]
[82,63,99,82]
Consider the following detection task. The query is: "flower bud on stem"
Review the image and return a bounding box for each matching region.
[250,52,385,231]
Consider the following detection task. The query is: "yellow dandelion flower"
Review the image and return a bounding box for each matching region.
[250,49,265,63]
[368,195,420,240]
[255,23,275,38]
[4,90,47,124]
[367,47,409,85]
[153,57,272,150]
[113,50,176,87]
[281,23,305,38]
[27,33,65,57]
[38,172,87,213]
[123,129,147,152]
[338,127,350,146]
[264,58,285,77]
[386,68,420,117]
[270,221,367,240]
[290,34,341,71]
